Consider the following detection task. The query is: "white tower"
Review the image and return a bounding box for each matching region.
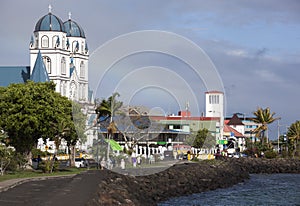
[29,6,89,103]
[205,91,224,144]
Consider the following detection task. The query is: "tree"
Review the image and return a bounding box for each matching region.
[252,107,279,144]
[95,93,123,161]
[192,128,215,149]
[287,120,300,158]
[0,81,77,165]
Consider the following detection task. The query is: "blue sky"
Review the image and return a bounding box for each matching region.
[0,0,299,139]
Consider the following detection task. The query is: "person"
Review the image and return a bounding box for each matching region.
[100,158,106,170]
[120,159,125,170]
[107,159,113,169]
[149,154,154,164]
[137,156,141,167]
[132,157,137,167]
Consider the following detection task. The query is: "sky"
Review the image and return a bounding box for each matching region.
[0,0,299,139]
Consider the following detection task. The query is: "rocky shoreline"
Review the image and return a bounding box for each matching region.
[87,158,300,206]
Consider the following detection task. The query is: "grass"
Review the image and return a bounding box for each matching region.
[0,168,86,182]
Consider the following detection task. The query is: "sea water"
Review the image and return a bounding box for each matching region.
[159,174,300,206]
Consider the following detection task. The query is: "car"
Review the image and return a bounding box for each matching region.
[75,158,86,168]
[85,159,99,168]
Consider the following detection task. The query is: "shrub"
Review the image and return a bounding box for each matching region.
[38,159,59,173]
[264,150,277,159]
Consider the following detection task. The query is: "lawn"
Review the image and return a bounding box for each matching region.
[0,168,86,182]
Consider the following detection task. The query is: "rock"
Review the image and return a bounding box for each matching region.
[87,158,300,205]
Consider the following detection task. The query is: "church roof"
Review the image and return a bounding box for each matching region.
[0,66,30,87]
[35,12,66,32]
[31,51,50,83]
[64,19,85,38]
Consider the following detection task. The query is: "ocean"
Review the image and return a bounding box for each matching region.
[158,173,300,206]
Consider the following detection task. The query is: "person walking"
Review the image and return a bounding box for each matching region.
[120,159,125,170]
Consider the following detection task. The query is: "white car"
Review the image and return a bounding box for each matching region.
[74,158,86,168]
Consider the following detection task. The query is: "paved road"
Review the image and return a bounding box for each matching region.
[0,160,180,206]
[0,170,104,206]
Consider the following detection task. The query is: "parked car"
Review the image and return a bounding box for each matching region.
[75,158,86,168]
[85,159,99,168]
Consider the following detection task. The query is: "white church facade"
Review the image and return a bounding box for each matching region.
[29,5,89,103]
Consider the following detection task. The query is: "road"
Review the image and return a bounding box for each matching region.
[0,170,104,206]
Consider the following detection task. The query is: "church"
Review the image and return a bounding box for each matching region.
[0,5,90,104]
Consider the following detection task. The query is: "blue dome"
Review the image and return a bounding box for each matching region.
[63,19,85,38]
[35,13,65,32]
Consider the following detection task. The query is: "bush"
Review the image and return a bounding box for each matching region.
[264,150,277,159]
[38,159,59,173]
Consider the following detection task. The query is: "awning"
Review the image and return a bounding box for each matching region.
[105,139,123,151]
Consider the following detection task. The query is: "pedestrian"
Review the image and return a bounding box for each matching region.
[137,156,141,167]
[132,157,137,167]
[100,158,106,170]
[120,159,125,170]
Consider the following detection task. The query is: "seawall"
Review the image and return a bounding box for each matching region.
[87,158,300,206]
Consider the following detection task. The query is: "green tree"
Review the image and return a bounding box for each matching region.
[95,93,123,160]
[0,81,77,165]
[287,120,300,158]
[252,107,279,145]
[192,128,215,149]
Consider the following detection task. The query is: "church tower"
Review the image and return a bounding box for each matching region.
[29,5,89,103]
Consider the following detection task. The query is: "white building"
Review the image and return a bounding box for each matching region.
[29,6,89,103]
[205,91,224,145]
[29,6,98,154]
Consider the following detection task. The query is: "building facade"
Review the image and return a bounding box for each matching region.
[29,6,89,103]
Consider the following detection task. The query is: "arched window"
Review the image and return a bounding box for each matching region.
[42,56,51,73]
[52,35,60,48]
[80,61,85,78]
[41,35,49,48]
[62,37,65,49]
[61,57,66,75]
[72,41,79,53]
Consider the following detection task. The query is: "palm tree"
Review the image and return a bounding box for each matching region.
[95,93,123,161]
[252,107,279,144]
[287,121,300,158]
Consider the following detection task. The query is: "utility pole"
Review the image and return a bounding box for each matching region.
[277,118,281,154]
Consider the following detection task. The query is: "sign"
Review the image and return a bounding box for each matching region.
[157,141,166,145]
[218,140,228,145]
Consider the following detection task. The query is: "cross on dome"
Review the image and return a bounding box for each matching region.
[68,12,72,20]
[48,4,52,13]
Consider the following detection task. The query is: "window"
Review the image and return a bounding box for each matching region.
[42,56,51,73]
[72,41,79,52]
[41,35,49,48]
[80,61,85,78]
[62,37,65,49]
[52,36,59,48]
[61,57,66,75]
[209,95,220,104]
[173,125,181,129]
